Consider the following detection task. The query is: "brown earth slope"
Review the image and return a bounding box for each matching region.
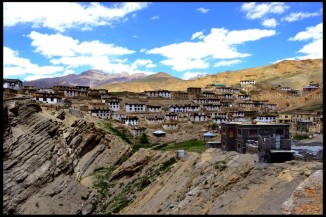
[97,59,322,92]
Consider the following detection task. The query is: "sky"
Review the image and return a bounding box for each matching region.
[3,2,323,81]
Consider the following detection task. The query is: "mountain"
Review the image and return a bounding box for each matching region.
[96,72,183,92]
[97,59,322,92]
[23,70,147,88]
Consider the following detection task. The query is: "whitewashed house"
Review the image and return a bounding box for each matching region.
[206,98,220,104]
[169,105,186,113]
[131,127,147,137]
[256,115,277,123]
[3,79,23,90]
[281,87,291,91]
[204,104,221,111]
[90,109,111,119]
[193,98,206,104]
[190,113,208,122]
[144,90,160,97]
[112,112,127,121]
[34,93,62,104]
[38,88,55,94]
[64,88,80,98]
[212,117,228,124]
[122,116,139,126]
[185,104,201,112]
[162,122,179,131]
[202,91,216,98]
[145,115,164,125]
[159,90,171,98]
[165,113,178,121]
[125,103,146,112]
[103,100,120,112]
[240,80,256,85]
[147,105,162,113]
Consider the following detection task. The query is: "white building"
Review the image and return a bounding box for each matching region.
[185,104,201,112]
[90,109,111,119]
[162,122,179,131]
[131,127,147,137]
[104,100,120,112]
[34,93,62,104]
[240,80,256,85]
[202,91,216,98]
[147,105,162,113]
[122,116,139,126]
[169,105,186,113]
[64,89,80,98]
[3,79,23,90]
[112,113,127,121]
[190,113,208,122]
[165,113,178,121]
[145,115,164,125]
[159,90,171,98]
[204,104,221,111]
[38,88,55,94]
[281,87,291,91]
[193,98,206,104]
[125,103,146,112]
[256,115,277,123]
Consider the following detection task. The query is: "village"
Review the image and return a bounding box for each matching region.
[3,78,323,162]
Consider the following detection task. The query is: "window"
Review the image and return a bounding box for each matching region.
[276,129,284,135]
[222,127,226,134]
[285,115,288,118]
[238,129,242,135]
[249,129,257,136]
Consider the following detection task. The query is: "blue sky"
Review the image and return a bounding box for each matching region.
[4,2,323,81]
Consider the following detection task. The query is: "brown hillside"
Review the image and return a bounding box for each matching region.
[97,59,322,92]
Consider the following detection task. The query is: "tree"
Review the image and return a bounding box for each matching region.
[139,132,149,144]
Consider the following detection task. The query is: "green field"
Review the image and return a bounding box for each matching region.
[158,139,207,153]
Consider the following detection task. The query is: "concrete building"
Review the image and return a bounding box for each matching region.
[278,114,292,124]
[125,103,146,112]
[90,108,111,119]
[256,115,277,123]
[131,127,147,137]
[3,79,23,90]
[34,93,62,104]
[221,122,290,153]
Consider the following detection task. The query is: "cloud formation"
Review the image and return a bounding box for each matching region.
[282,10,322,22]
[289,23,323,59]
[197,7,209,14]
[241,2,289,19]
[262,18,278,28]
[4,2,149,32]
[147,27,275,71]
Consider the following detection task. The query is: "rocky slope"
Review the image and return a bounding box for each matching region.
[3,100,323,214]
[3,100,132,214]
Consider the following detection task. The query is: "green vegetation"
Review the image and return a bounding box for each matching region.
[139,132,149,144]
[157,139,206,153]
[100,157,177,214]
[92,166,116,198]
[102,122,132,144]
[293,134,309,140]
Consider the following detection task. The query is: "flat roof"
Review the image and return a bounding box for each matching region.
[225,121,289,126]
[270,150,295,153]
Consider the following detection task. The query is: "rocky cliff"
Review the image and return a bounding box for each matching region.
[3,100,323,214]
[3,100,132,214]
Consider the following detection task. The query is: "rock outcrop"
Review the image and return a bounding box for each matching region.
[3,101,131,214]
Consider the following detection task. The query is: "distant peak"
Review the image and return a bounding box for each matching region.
[80,69,105,76]
[152,72,172,77]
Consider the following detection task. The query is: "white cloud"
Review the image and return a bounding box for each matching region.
[214,59,242,67]
[146,27,275,71]
[161,58,209,71]
[289,23,322,41]
[197,7,209,14]
[241,2,289,20]
[151,16,159,20]
[289,23,323,60]
[4,2,149,32]
[140,48,147,52]
[262,18,278,28]
[191,31,205,40]
[28,31,135,58]
[4,46,64,79]
[182,72,208,80]
[282,10,322,22]
[131,59,157,69]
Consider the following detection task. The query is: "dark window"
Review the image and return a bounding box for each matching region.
[238,129,242,135]
[276,129,284,135]
[249,129,257,136]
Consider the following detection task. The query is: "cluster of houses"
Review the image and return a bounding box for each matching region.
[3,79,323,149]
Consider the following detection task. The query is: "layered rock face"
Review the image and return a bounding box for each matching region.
[3,101,131,214]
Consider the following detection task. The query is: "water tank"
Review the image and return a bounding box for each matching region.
[177,149,185,159]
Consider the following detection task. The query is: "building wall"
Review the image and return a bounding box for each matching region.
[221,123,290,153]
[125,104,146,112]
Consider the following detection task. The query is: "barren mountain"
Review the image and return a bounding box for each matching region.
[23,70,147,88]
[98,59,322,92]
